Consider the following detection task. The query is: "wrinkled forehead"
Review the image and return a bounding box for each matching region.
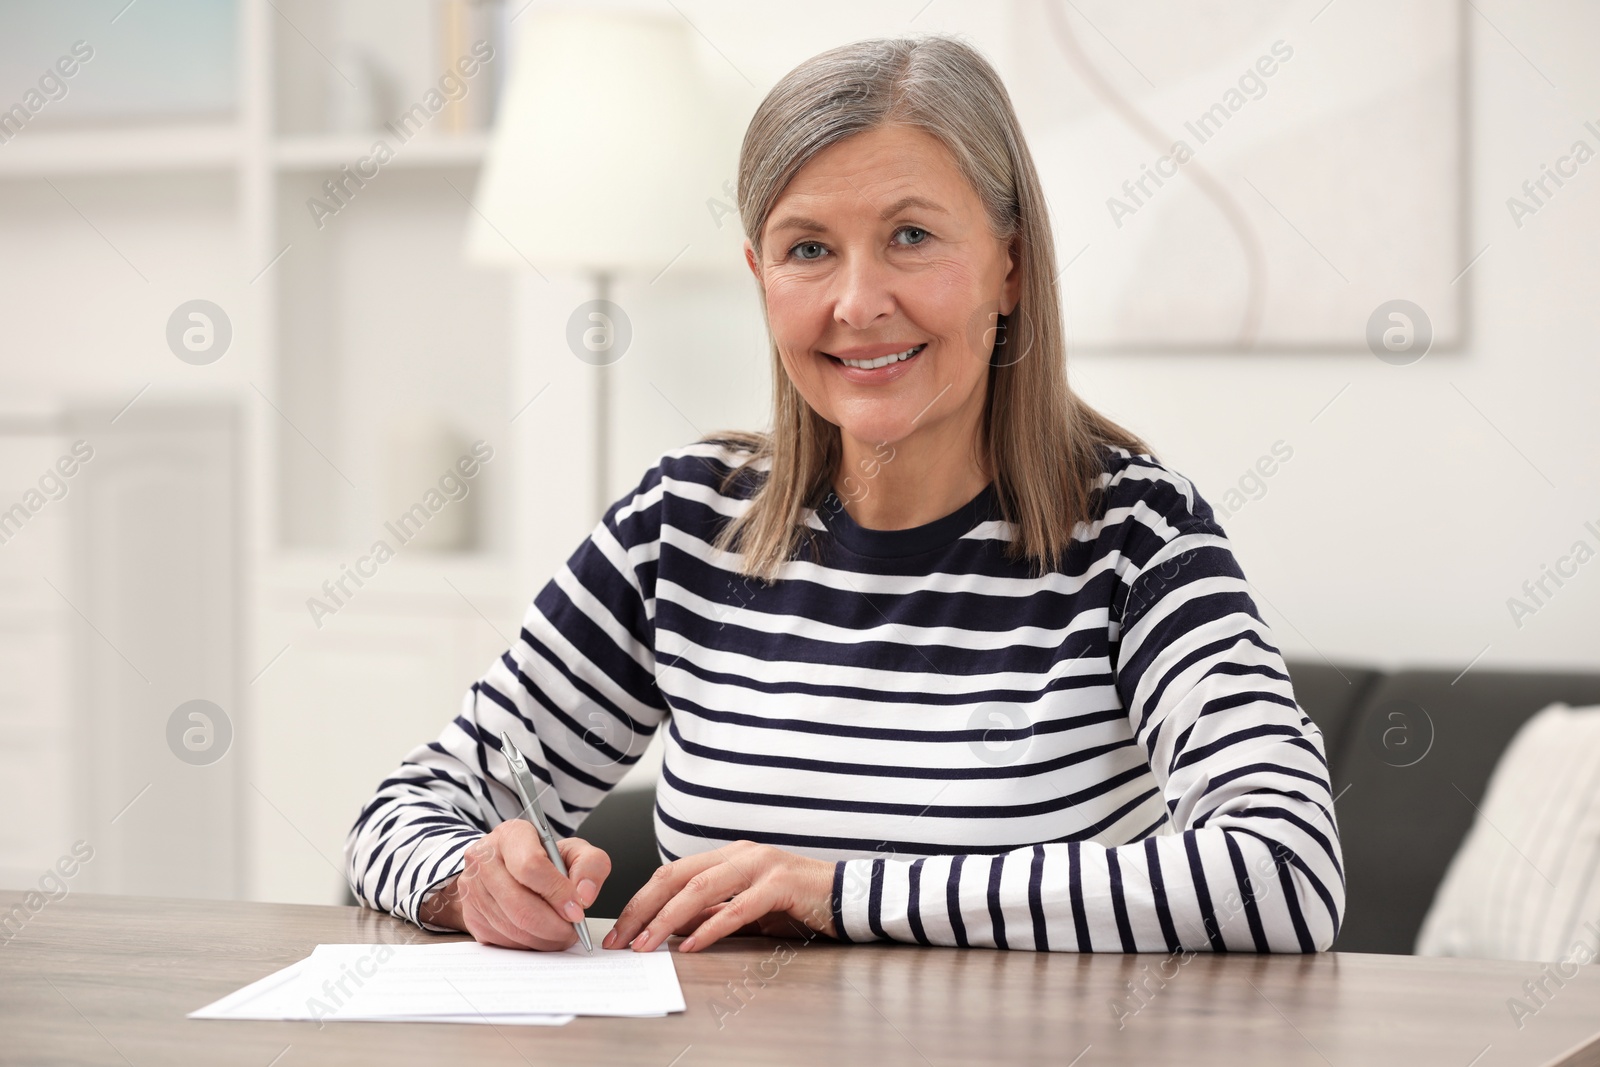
[762,126,971,239]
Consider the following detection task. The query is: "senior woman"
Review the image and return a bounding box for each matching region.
[345,34,1344,956]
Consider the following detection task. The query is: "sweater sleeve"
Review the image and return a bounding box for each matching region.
[830,501,1346,953]
[343,463,672,930]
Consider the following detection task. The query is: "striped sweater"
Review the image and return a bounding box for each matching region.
[345,440,1345,953]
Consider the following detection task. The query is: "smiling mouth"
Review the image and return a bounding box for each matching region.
[824,343,927,370]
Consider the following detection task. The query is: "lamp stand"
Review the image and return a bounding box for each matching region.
[593,269,612,523]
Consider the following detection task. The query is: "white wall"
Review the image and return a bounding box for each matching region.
[1067,3,1600,671]
[605,0,1600,674]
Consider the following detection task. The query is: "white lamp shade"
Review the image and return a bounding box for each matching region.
[465,9,744,275]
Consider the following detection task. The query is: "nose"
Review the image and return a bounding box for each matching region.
[830,249,896,331]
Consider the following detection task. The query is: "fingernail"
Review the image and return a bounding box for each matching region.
[578,879,598,907]
[563,900,584,922]
[634,930,653,952]
[602,928,617,949]
[679,936,697,952]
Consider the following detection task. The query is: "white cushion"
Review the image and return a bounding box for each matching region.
[1415,702,1600,962]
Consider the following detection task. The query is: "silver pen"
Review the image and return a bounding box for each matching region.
[499,731,594,954]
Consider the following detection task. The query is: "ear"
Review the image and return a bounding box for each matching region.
[743,239,761,282]
[999,235,1023,316]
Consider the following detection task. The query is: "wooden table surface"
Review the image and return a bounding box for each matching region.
[3,891,1599,1066]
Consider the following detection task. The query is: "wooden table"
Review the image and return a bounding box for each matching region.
[4,892,1599,1066]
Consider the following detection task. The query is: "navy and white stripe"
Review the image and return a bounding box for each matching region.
[344,440,1346,951]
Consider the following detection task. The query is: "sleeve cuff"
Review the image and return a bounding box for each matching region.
[834,857,888,943]
[830,862,853,941]
[399,847,472,933]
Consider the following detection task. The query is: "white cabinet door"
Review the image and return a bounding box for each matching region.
[0,429,73,891]
[63,403,241,900]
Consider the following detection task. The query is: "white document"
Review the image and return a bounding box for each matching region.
[189,939,683,1025]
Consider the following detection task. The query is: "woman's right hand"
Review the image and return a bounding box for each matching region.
[417,819,611,951]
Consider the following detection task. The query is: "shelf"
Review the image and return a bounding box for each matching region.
[0,122,240,177]
[273,131,488,171]
[0,126,488,178]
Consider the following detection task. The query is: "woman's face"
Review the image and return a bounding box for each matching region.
[745,123,1021,457]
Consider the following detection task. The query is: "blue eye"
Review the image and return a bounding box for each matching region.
[789,241,826,261]
[895,226,928,245]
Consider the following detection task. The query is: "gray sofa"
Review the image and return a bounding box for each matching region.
[1289,660,1600,953]
[577,659,1600,954]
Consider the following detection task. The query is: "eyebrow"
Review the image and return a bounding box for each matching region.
[767,194,950,236]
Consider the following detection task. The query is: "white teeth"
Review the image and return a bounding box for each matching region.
[837,343,925,370]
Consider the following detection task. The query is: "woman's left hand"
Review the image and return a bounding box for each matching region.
[603,841,838,953]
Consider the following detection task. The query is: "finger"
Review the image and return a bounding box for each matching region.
[610,843,768,947]
[557,837,612,910]
[666,904,723,936]
[464,887,547,950]
[670,902,762,938]
[474,842,585,944]
[456,860,546,950]
[631,861,753,953]
[678,887,776,953]
[459,904,519,949]
[697,896,769,935]
[457,846,564,950]
[497,821,589,925]
[475,884,578,953]
[607,852,725,949]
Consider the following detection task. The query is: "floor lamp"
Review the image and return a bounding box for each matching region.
[464,9,736,521]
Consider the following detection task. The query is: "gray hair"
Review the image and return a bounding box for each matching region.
[739,34,1024,258]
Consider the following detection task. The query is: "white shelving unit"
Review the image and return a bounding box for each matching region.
[0,0,549,905]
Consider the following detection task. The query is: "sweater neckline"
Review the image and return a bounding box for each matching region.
[815,481,1000,558]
